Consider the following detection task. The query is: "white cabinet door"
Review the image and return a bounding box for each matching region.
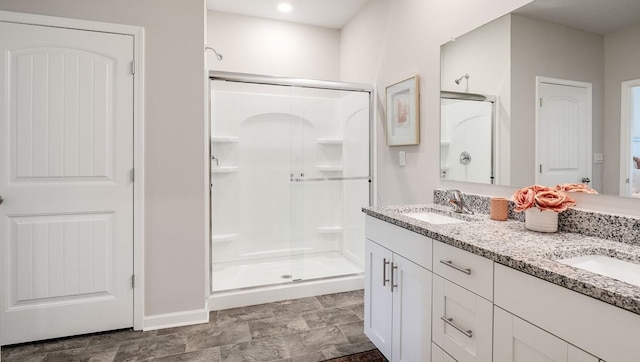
[365,239,393,360]
[494,306,598,362]
[494,306,566,362]
[391,254,431,362]
[432,275,493,362]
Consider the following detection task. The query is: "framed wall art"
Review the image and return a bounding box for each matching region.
[386,75,420,146]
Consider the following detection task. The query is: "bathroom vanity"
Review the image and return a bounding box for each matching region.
[363,200,640,362]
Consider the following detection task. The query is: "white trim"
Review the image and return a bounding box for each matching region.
[620,79,640,197]
[132,26,145,333]
[535,76,593,185]
[0,10,141,35]
[204,61,212,307]
[208,275,363,311]
[0,10,146,332]
[142,309,209,332]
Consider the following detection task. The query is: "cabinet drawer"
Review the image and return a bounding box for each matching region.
[432,342,457,362]
[433,275,493,362]
[433,241,493,300]
[365,216,432,270]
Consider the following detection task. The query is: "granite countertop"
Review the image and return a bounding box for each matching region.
[363,203,640,316]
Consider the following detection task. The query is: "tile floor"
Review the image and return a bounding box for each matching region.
[1,290,380,362]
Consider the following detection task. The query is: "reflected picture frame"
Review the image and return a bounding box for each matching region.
[386,75,420,146]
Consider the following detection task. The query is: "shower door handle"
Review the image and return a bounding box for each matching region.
[382,258,390,286]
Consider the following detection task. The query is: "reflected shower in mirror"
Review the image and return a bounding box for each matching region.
[440,0,640,198]
[440,91,496,184]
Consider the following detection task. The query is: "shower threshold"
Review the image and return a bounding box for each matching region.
[211,252,363,293]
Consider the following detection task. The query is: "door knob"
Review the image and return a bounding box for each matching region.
[0,195,3,205]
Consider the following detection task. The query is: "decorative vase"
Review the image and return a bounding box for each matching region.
[524,208,558,233]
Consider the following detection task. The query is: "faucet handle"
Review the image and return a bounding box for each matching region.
[451,189,463,201]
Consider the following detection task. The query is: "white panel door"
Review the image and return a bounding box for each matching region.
[536,79,591,186]
[0,21,134,344]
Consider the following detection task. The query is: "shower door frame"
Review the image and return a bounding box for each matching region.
[207,71,375,296]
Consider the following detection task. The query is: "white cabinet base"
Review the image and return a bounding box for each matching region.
[365,238,432,362]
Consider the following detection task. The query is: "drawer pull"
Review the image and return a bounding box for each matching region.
[441,316,473,338]
[382,258,390,286]
[439,259,471,275]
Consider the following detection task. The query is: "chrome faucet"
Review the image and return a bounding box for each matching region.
[449,190,474,214]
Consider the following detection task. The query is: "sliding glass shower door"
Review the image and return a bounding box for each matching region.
[210,75,371,293]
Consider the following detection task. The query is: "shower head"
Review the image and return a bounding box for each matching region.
[205,46,224,61]
[454,73,470,85]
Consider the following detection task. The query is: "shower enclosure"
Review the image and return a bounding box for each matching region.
[208,72,372,309]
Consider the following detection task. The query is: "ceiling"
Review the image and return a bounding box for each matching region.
[206,0,371,29]
[514,0,640,35]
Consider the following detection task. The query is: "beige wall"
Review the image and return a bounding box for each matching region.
[0,0,208,317]
[604,23,640,195]
[510,14,604,190]
[207,11,340,80]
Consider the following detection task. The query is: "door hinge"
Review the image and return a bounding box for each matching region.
[539,98,543,107]
[539,164,542,173]
[131,60,136,75]
[130,168,135,182]
[131,274,135,288]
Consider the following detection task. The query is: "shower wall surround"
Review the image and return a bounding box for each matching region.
[209,75,372,303]
[434,190,640,246]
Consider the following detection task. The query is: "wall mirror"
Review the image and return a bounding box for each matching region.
[440,0,640,199]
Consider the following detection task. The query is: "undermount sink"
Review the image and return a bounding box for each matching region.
[403,211,466,225]
[558,255,640,288]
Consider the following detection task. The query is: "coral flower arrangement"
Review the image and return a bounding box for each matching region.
[512,183,598,213]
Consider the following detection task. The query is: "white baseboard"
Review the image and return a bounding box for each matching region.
[142,308,209,331]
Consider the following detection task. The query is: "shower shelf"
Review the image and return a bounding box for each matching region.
[316,226,343,234]
[317,166,343,172]
[211,136,239,143]
[212,166,239,173]
[316,138,343,145]
[212,233,239,243]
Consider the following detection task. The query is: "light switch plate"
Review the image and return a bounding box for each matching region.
[399,151,406,166]
[594,153,604,164]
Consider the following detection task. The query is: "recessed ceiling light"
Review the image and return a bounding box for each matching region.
[277,2,293,13]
